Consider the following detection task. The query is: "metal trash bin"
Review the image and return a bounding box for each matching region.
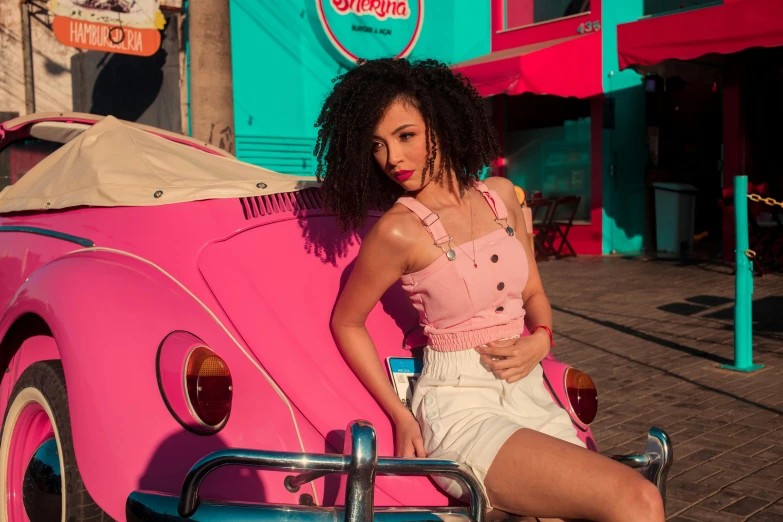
[653,182,697,257]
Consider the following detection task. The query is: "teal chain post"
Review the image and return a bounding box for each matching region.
[721,176,764,372]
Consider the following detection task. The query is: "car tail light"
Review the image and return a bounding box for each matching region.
[565,368,597,425]
[185,347,233,427]
[157,332,233,434]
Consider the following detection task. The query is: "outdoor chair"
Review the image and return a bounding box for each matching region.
[527,198,556,260]
[549,195,582,259]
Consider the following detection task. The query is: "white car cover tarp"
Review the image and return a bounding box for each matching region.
[0,116,319,213]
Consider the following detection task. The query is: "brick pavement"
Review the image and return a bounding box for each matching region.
[539,256,783,521]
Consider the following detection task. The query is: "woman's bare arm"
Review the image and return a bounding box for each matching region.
[331,213,419,426]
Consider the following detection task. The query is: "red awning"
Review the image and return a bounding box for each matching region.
[452,32,602,99]
[618,0,783,70]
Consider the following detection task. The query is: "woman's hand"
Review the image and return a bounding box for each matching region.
[394,412,427,458]
[476,331,550,383]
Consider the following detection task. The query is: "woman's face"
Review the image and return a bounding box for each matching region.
[372,98,438,191]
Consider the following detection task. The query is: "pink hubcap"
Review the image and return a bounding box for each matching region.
[7,402,57,522]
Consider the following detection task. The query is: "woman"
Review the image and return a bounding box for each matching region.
[320,58,664,522]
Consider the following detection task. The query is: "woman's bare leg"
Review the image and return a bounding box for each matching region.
[484,429,664,522]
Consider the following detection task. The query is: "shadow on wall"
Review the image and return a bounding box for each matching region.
[89,43,166,121]
[602,83,648,253]
[70,12,181,132]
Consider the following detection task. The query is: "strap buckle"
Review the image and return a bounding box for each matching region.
[421,212,440,227]
[433,233,451,247]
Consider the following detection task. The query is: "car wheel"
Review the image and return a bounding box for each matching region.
[0,360,112,522]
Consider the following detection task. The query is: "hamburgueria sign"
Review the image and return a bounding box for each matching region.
[317,0,423,64]
[48,0,165,57]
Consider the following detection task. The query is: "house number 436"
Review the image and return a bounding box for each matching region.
[577,21,601,33]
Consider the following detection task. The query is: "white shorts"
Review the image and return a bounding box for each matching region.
[411,345,584,507]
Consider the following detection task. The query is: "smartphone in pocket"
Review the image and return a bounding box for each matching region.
[386,356,423,411]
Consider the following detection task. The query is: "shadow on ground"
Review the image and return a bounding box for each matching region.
[657,295,783,334]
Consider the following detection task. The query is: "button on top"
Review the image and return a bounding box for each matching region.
[497,282,505,291]
[424,396,435,407]
[491,254,499,263]
[495,306,504,313]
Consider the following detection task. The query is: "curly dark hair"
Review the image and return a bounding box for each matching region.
[313,58,500,231]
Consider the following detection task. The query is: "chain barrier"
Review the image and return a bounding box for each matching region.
[746,193,781,264]
[748,193,783,209]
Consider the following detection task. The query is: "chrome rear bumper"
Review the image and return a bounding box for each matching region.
[127,420,485,522]
[126,492,476,521]
[126,422,673,522]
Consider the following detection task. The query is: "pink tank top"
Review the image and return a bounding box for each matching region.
[397,181,529,352]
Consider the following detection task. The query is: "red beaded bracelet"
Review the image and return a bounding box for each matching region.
[531,325,555,347]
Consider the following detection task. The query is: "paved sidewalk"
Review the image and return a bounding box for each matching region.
[540,256,783,521]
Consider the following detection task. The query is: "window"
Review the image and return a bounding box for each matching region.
[505,0,590,30]
[0,140,62,190]
[500,94,592,223]
[505,121,592,223]
[644,0,721,16]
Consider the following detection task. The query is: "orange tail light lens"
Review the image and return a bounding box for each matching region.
[565,368,598,425]
[185,347,233,427]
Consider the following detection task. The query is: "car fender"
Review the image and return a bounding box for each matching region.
[0,248,315,519]
[0,335,60,418]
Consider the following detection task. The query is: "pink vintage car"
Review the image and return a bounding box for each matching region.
[0,113,671,522]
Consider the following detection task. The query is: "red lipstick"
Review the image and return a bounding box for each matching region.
[394,170,414,181]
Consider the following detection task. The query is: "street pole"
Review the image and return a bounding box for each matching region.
[20,0,35,114]
[188,0,235,155]
[721,175,763,372]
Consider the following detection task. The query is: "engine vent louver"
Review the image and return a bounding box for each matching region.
[240,188,324,219]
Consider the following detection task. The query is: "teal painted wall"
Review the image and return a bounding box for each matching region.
[601,0,646,254]
[228,0,490,175]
